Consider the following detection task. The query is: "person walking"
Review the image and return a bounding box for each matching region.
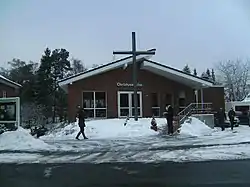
[228,108,236,131]
[166,105,174,135]
[75,105,88,140]
[217,108,227,131]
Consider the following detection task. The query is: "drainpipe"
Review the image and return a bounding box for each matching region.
[195,89,199,103]
[201,87,204,110]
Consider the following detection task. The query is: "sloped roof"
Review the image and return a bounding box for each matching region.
[141,59,214,87]
[58,49,156,87]
[59,50,215,91]
[0,75,22,88]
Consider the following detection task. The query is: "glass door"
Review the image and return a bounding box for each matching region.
[119,93,130,117]
[131,93,142,117]
[118,91,142,118]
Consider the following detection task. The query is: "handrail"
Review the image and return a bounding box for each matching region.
[177,102,213,124]
[177,103,194,116]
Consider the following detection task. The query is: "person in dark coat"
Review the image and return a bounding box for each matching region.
[166,105,174,135]
[217,108,227,131]
[228,108,236,131]
[75,106,88,140]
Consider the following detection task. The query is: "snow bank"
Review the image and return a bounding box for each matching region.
[43,118,167,140]
[179,117,213,137]
[0,127,54,151]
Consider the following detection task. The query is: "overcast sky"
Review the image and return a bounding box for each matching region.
[1,0,250,74]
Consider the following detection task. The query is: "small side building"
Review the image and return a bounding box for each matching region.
[0,75,22,98]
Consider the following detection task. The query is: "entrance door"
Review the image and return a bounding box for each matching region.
[118,91,142,117]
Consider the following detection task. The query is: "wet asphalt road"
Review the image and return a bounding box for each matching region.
[1,159,250,187]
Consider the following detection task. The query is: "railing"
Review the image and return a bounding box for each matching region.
[177,103,213,125]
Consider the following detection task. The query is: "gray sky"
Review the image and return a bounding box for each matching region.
[1,0,250,75]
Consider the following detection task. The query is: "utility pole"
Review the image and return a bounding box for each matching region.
[113,32,155,121]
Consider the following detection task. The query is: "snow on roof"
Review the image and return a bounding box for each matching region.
[58,52,154,89]
[58,48,215,91]
[0,75,22,88]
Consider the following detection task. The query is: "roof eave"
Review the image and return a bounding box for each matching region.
[0,79,22,89]
[142,60,215,88]
[59,54,153,87]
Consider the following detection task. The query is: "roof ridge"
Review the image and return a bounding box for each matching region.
[59,49,155,83]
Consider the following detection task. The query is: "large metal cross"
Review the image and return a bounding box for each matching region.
[113,32,156,121]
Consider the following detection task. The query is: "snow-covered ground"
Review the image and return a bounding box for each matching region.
[0,127,55,151]
[42,118,167,140]
[1,117,250,163]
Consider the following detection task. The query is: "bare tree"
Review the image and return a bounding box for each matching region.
[70,58,87,75]
[216,59,250,101]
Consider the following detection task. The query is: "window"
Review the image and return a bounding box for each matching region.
[2,91,6,98]
[151,93,160,117]
[82,91,107,118]
[178,91,186,112]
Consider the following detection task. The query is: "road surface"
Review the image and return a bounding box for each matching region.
[1,159,250,187]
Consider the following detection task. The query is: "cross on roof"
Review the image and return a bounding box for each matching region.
[113,32,156,121]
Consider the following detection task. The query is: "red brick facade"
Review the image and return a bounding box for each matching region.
[0,82,20,98]
[66,63,224,121]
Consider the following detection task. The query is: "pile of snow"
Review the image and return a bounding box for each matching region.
[43,118,167,140]
[179,117,213,137]
[0,127,54,151]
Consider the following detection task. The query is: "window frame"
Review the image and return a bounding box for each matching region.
[82,91,107,118]
[151,93,160,117]
[117,91,143,118]
[2,91,6,98]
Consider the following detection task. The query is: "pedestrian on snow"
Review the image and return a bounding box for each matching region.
[165,105,174,135]
[228,108,236,131]
[75,105,88,140]
[217,108,227,131]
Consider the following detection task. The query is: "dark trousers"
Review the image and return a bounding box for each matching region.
[229,118,234,130]
[167,118,173,134]
[219,120,225,131]
[221,124,225,131]
[76,126,87,139]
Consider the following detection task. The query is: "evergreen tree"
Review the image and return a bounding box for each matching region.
[183,64,191,74]
[6,59,38,103]
[0,67,9,78]
[201,72,208,79]
[35,47,72,122]
[193,68,197,76]
[206,68,211,79]
[50,48,71,122]
[35,48,54,119]
[211,69,216,82]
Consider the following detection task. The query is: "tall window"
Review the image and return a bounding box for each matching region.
[179,91,186,112]
[151,93,160,117]
[82,91,107,118]
[2,91,6,98]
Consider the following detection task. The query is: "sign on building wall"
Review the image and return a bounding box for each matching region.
[0,97,20,129]
[117,82,143,87]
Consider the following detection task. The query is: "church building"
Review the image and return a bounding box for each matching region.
[59,50,224,121]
